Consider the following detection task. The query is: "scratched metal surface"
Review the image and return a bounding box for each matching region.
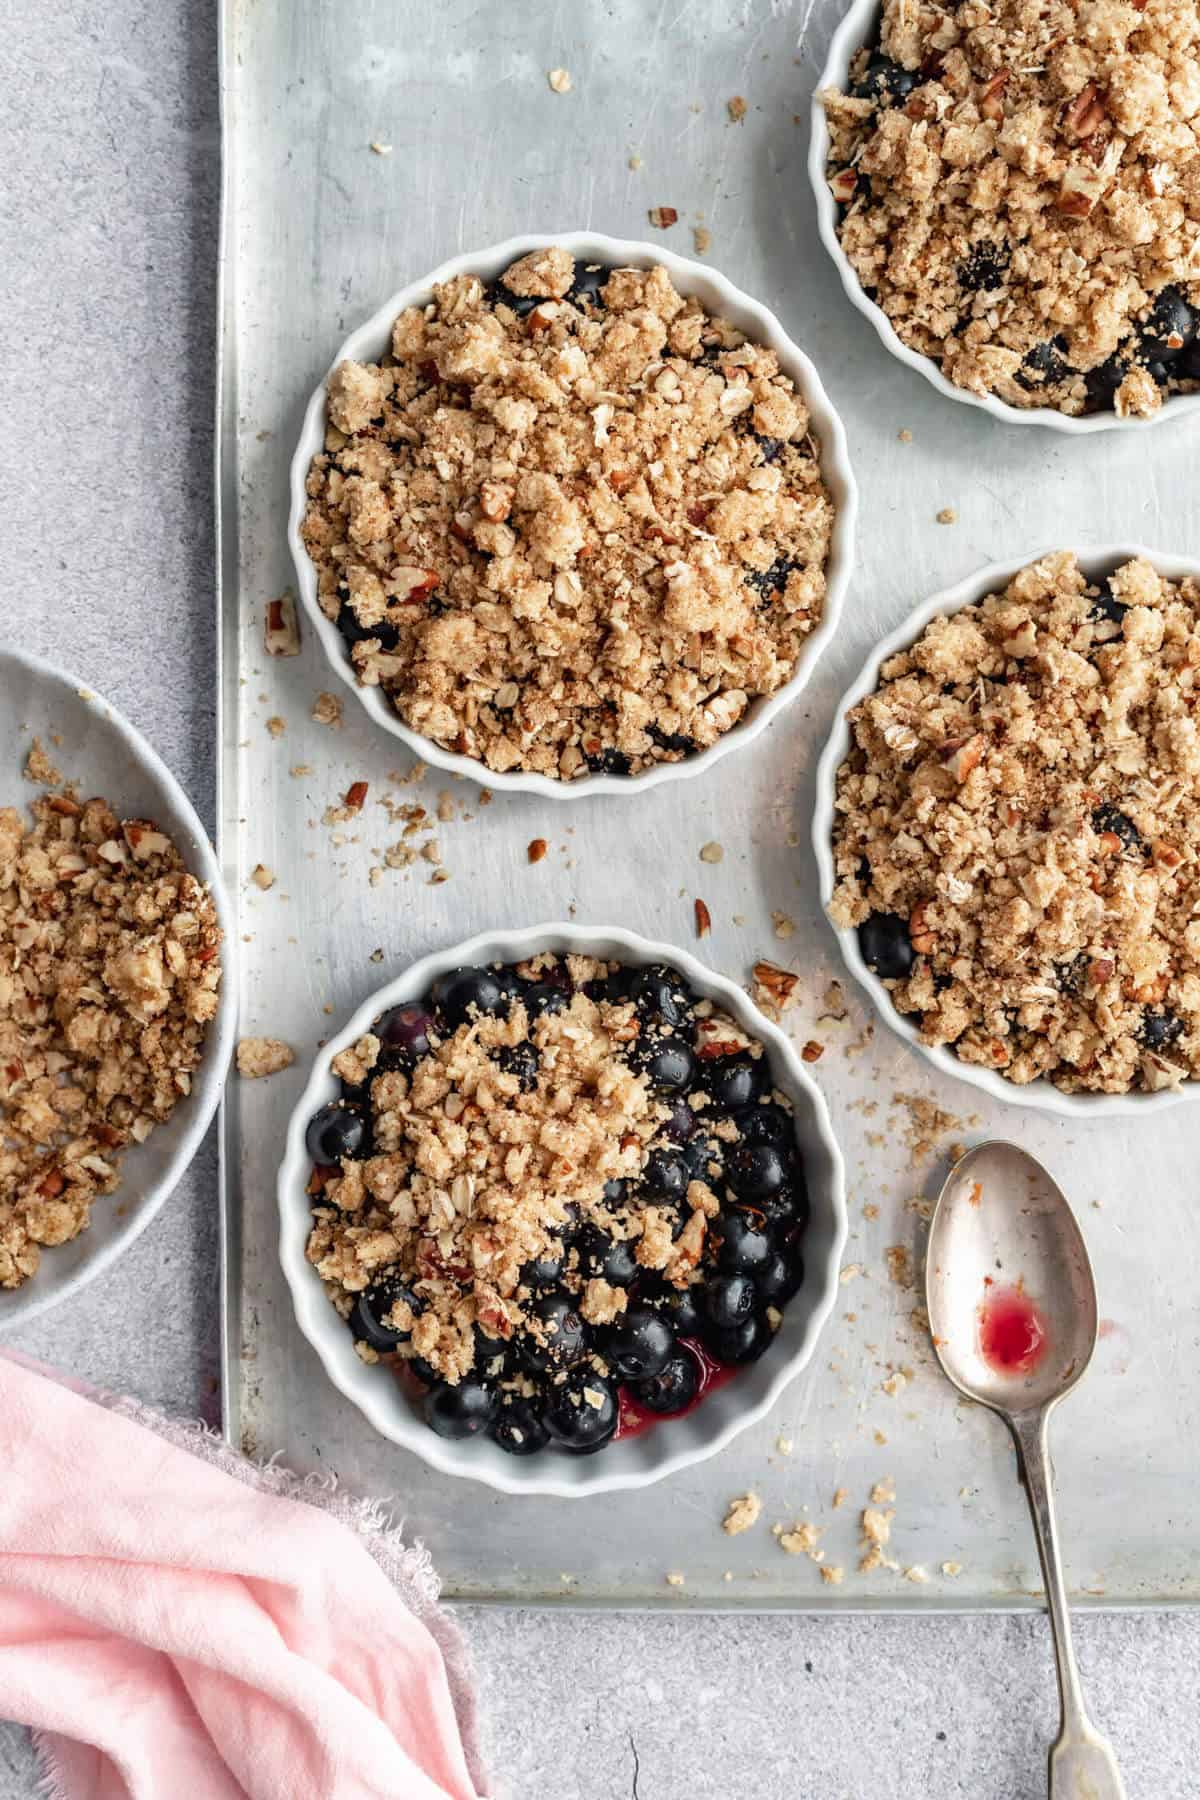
[218,0,1200,1607]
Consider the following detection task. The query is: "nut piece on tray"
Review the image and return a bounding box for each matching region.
[304,952,810,1460]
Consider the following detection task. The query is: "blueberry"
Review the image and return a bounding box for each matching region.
[735,1103,793,1147]
[1140,1009,1184,1049]
[424,1379,497,1440]
[567,260,610,307]
[702,1273,756,1332]
[1179,340,1200,381]
[852,55,917,105]
[542,1375,618,1453]
[630,964,696,1032]
[752,433,785,463]
[521,1244,565,1289]
[1145,359,1172,389]
[705,1311,775,1365]
[604,1306,676,1380]
[337,604,399,651]
[642,1146,688,1205]
[491,1395,550,1457]
[602,1176,629,1206]
[517,1291,588,1373]
[647,725,697,758]
[1091,804,1142,852]
[659,1096,700,1143]
[305,1103,366,1165]
[958,242,1009,294]
[375,1002,435,1063]
[1056,952,1090,999]
[727,1142,787,1202]
[574,1223,637,1287]
[587,966,635,1004]
[756,1249,804,1306]
[701,1052,766,1111]
[520,980,569,1021]
[1084,355,1127,412]
[584,747,633,776]
[681,1133,722,1185]
[857,912,915,980]
[431,966,507,1029]
[630,1348,700,1415]
[1138,287,1197,362]
[745,555,799,604]
[485,278,540,318]
[1089,578,1128,630]
[756,1180,808,1232]
[629,1034,697,1094]
[473,1327,514,1383]
[408,1354,439,1387]
[638,1277,703,1339]
[710,1212,773,1275]
[495,1042,539,1092]
[348,1279,419,1352]
[1016,335,1071,392]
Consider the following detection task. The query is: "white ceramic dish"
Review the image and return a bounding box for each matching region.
[808,1,1200,437]
[287,231,858,797]
[0,649,237,1331]
[278,922,847,1497]
[814,543,1200,1118]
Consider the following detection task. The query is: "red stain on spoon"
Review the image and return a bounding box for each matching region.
[979,1285,1048,1376]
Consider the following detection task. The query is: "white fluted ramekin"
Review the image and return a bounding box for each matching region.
[278,923,847,1497]
[0,649,237,1331]
[808,2,1200,435]
[814,544,1200,1116]
[288,232,857,796]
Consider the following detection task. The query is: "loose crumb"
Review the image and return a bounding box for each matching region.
[897,428,912,443]
[693,226,712,256]
[772,911,795,939]
[722,1492,762,1535]
[547,67,572,94]
[820,1565,845,1586]
[936,507,958,526]
[775,1434,793,1456]
[250,863,276,891]
[699,841,724,864]
[264,590,301,656]
[527,837,548,865]
[369,141,393,156]
[832,1486,848,1509]
[312,691,343,729]
[727,95,747,122]
[236,1037,294,1079]
[801,1040,824,1062]
[648,206,679,229]
[24,740,62,786]
[665,1571,686,1587]
[266,716,286,739]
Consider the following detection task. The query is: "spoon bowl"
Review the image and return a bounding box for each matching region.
[926,1140,1098,1418]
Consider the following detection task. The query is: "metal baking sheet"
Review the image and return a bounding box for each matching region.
[217,0,1200,1608]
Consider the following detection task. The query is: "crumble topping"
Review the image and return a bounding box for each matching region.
[0,784,222,1289]
[301,250,834,780]
[722,1491,762,1534]
[822,0,1200,416]
[830,551,1200,1093]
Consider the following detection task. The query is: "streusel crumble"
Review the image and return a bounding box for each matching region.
[829,552,1200,1094]
[305,952,809,1456]
[821,0,1200,417]
[0,784,222,1287]
[301,246,834,778]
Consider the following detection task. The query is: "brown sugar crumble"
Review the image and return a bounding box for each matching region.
[300,248,834,781]
[722,1491,762,1534]
[0,783,222,1289]
[821,0,1200,418]
[831,551,1200,1093]
[237,1037,294,1079]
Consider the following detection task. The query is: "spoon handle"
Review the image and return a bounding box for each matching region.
[1012,1412,1127,1800]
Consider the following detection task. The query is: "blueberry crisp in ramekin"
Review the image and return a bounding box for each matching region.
[830,552,1200,1095]
[821,0,1200,418]
[304,952,808,1456]
[300,246,834,778]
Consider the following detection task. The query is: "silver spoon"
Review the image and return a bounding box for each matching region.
[926,1141,1126,1800]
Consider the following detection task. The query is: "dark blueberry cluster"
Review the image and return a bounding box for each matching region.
[307,956,810,1460]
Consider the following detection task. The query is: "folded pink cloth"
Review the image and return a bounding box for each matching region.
[0,1353,487,1800]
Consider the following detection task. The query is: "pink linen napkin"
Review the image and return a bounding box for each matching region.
[0,1352,487,1800]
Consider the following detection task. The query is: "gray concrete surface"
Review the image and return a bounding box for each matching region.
[1,4,1198,1797]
